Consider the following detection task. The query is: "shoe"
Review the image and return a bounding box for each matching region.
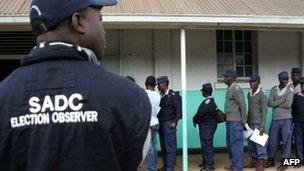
[198,163,204,167]
[157,167,165,171]
[265,158,275,168]
[294,162,303,168]
[277,165,288,171]
[255,159,265,171]
[224,165,233,170]
[200,167,215,171]
[244,157,257,168]
[198,161,205,168]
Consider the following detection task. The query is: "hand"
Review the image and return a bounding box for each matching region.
[259,126,264,136]
[170,122,176,129]
[242,123,247,131]
[193,122,196,128]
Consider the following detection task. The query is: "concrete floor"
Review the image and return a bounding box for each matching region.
[139,152,304,171]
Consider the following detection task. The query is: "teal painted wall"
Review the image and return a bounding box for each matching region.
[157,89,273,149]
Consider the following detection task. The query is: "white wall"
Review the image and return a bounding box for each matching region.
[258,31,301,89]
[186,30,217,90]
[104,29,302,90]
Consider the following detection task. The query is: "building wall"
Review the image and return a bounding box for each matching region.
[95,29,304,148]
[258,31,301,89]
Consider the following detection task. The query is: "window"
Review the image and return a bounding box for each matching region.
[217,30,256,78]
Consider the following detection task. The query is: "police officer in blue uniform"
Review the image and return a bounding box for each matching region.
[193,83,218,171]
[0,0,151,170]
[266,71,294,171]
[223,69,247,171]
[291,77,304,168]
[157,76,182,171]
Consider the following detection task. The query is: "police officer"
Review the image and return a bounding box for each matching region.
[291,77,304,168]
[223,69,247,171]
[266,71,293,171]
[290,67,302,94]
[157,76,182,171]
[244,74,268,171]
[193,83,218,171]
[0,0,151,170]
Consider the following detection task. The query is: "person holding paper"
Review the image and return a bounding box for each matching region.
[291,77,304,168]
[244,74,268,171]
[193,83,218,171]
[266,71,294,171]
[223,69,247,171]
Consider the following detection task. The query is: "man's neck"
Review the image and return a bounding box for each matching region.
[252,87,258,94]
[279,84,286,90]
[293,82,300,87]
[162,87,169,94]
[147,87,154,91]
[228,81,235,88]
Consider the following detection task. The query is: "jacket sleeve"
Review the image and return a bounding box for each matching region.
[172,94,182,123]
[278,90,294,109]
[291,95,295,119]
[260,92,268,127]
[235,88,247,124]
[267,88,284,107]
[193,103,207,124]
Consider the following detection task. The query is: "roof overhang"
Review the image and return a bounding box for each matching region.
[1,14,304,31]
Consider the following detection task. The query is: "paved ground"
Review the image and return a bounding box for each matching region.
[139,152,304,171]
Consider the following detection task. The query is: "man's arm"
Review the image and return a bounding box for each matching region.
[278,90,294,109]
[172,94,182,124]
[235,88,247,125]
[260,93,268,128]
[267,88,284,107]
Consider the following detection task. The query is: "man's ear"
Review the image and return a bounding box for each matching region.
[71,12,86,34]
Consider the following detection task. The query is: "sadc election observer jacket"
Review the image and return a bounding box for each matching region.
[0,44,151,171]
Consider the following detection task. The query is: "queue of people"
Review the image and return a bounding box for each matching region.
[139,67,304,171]
[192,68,304,171]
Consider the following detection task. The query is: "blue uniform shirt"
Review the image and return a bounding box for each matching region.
[292,92,304,122]
[157,89,182,123]
[0,44,151,171]
[193,97,217,124]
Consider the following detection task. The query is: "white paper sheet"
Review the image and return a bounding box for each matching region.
[249,128,269,147]
[243,123,254,138]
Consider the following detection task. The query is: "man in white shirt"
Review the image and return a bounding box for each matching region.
[144,76,161,171]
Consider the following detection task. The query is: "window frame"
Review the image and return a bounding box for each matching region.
[216,30,257,80]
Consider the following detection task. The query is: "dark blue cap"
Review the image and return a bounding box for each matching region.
[278,71,289,79]
[300,77,304,84]
[200,83,213,92]
[223,69,237,78]
[250,74,261,82]
[157,76,169,84]
[126,76,135,82]
[29,0,117,35]
[291,67,302,75]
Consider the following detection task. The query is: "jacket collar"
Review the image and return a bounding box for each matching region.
[250,88,261,97]
[228,82,236,90]
[21,42,96,66]
[275,85,288,96]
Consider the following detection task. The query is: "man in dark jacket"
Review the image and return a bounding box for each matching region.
[157,76,182,171]
[0,0,151,171]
